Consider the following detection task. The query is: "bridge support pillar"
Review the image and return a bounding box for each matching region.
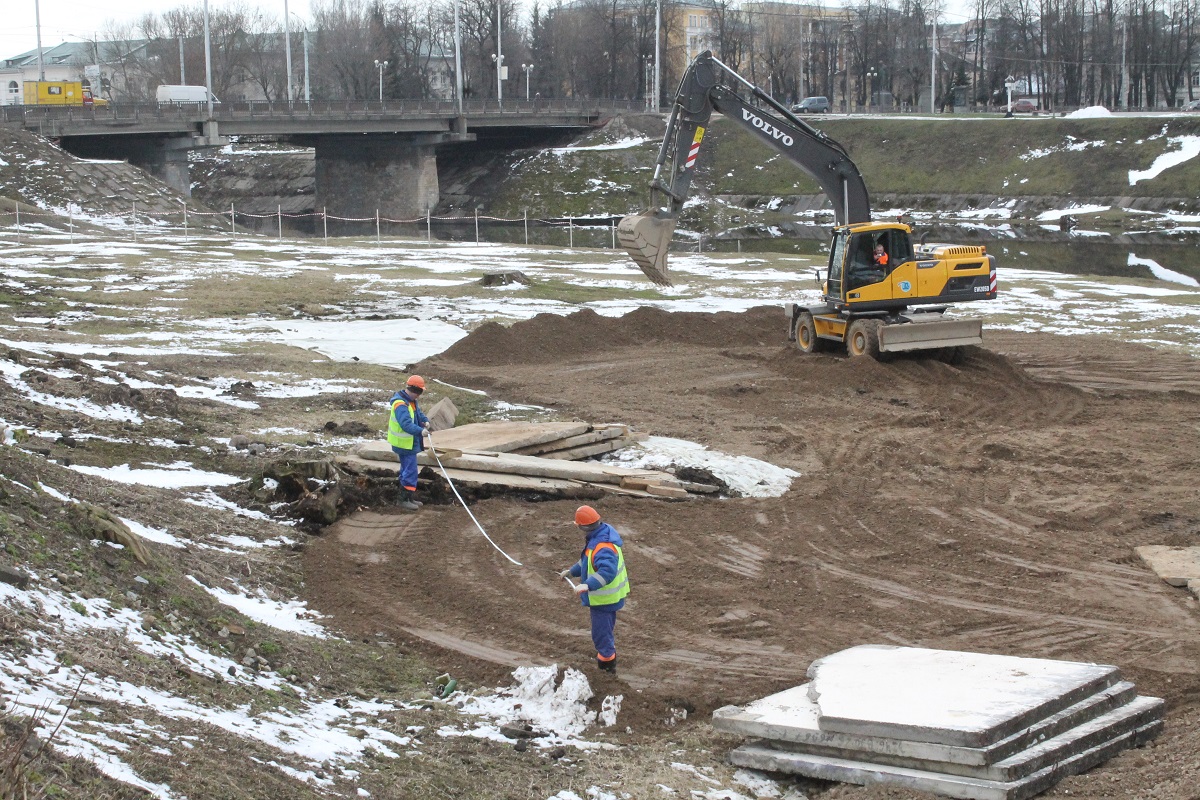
[61,132,227,198]
[315,136,449,219]
[131,138,194,197]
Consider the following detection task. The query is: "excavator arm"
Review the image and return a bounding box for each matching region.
[618,51,871,285]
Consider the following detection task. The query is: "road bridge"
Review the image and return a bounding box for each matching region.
[1,99,638,216]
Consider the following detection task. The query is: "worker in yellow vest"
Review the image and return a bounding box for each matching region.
[561,505,630,673]
[387,375,429,511]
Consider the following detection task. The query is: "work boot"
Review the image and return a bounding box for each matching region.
[597,657,617,674]
[398,489,420,512]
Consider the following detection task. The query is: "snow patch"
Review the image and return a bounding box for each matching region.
[604,437,799,498]
[1128,135,1200,184]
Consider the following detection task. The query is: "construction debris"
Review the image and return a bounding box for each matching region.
[335,421,715,499]
[713,645,1163,800]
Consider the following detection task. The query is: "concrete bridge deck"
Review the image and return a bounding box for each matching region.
[1,98,640,138]
[2,98,646,214]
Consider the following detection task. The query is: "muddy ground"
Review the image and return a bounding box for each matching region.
[303,306,1200,797]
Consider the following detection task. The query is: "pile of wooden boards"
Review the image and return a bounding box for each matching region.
[336,420,719,500]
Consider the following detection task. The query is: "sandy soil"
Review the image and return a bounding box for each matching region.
[303,306,1200,797]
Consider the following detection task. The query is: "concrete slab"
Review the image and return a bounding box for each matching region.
[1135,545,1200,587]
[712,680,1140,768]
[729,720,1161,800]
[986,695,1162,781]
[809,645,1120,747]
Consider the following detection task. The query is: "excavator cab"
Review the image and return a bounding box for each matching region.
[827,223,917,307]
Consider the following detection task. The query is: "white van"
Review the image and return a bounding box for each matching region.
[155,85,220,104]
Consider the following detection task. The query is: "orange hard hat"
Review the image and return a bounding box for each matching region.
[575,505,601,526]
[406,375,426,390]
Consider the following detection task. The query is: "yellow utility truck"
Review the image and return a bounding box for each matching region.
[23,80,107,106]
[618,52,996,360]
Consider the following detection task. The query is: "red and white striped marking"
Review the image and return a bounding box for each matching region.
[989,269,998,293]
[684,127,705,170]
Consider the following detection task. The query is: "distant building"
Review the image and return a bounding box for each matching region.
[1,42,117,105]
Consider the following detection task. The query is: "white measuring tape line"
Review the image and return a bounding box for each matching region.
[426,431,523,566]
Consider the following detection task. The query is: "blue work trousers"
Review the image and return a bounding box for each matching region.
[392,447,419,492]
[589,606,618,661]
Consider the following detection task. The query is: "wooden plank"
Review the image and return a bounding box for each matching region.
[413,450,674,485]
[645,484,691,499]
[433,468,581,492]
[425,397,459,432]
[540,438,635,461]
[426,421,591,453]
[336,454,399,475]
[678,480,720,494]
[513,426,628,456]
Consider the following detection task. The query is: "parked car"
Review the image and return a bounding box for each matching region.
[791,96,831,114]
[1183,99,1200,111]
[1001,98,1038,113]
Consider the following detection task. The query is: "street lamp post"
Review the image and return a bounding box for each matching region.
[521,64,534,100]
[203,0,213,118]
[374,59,388,102]
[867,67,879,112]
[654,0,661,113]
[34,0,46,81]
[453,0,463,115]
[494,3,504,105]
[283,0,293,103]
[1005,75,1016,116]
[643,56,653,109]
[291,12,310,103]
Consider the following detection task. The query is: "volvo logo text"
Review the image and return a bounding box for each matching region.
[741,109,794,147]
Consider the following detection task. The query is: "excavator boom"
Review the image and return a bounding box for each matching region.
[618,51,870,285]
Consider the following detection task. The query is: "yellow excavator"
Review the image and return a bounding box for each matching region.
[617,52,997,359]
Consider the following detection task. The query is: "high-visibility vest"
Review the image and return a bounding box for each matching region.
[585,542,630,606]
[387,398,415,449]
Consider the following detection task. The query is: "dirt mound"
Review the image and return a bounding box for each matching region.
[441,306,783,366]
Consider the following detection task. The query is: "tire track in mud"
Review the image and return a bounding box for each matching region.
[808,557,1200,644]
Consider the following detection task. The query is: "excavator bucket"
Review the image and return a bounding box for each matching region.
[617,213,677,286]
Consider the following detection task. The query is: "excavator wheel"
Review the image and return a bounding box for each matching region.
[846,319,883,359]
[794,312,832,354]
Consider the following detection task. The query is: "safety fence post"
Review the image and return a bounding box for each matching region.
[611,219,616,249]
[323,207,328,242]
[69,210,74,244]
[15,205,20,245]
[132,201,137,243]
[568,216,573,249]
[231,203,236,235]
[183,204,188,240]
[376,209,381,243]
[278,205,283,241]
[474,208,480,244]
[737,239,741,253]
[426,208,432,244]
[524,209,528,245]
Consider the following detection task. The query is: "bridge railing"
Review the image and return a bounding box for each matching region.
[3,98,645,126]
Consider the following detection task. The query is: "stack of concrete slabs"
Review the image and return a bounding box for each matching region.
[713,645,1162,800]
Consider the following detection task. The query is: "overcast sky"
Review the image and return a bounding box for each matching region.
[5,0,978,60]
